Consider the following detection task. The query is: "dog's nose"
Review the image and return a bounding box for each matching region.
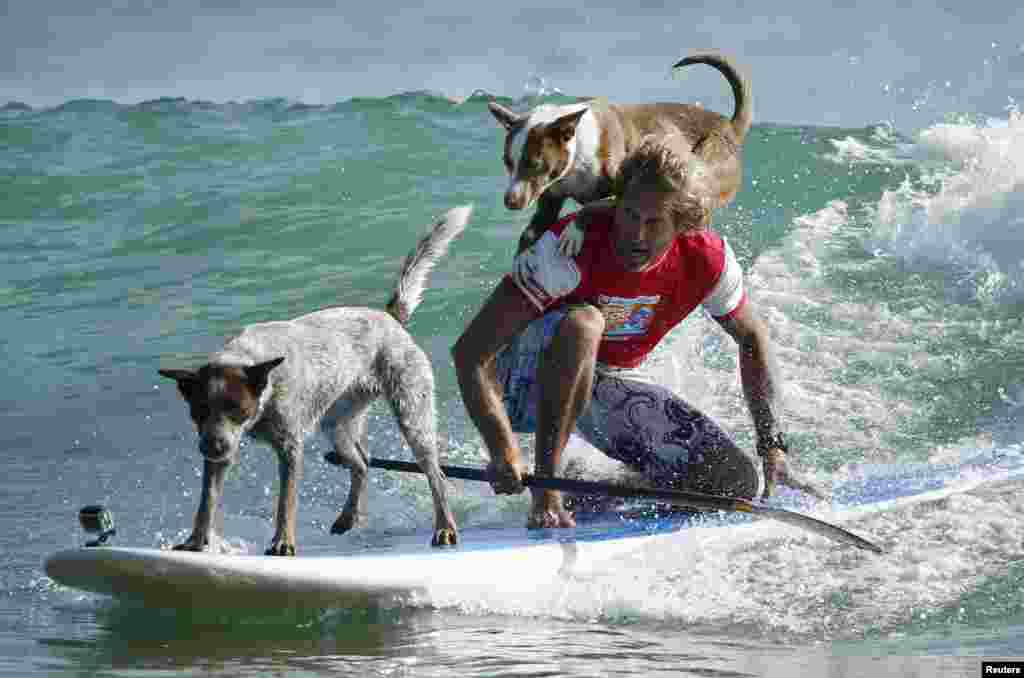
[199,437,233,464]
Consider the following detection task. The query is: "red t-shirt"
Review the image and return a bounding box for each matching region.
[509,211,747,368]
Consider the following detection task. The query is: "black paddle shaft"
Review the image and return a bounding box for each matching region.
[367,457,885,554]
[369,458,754,513]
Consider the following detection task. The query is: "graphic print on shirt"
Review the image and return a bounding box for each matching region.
[597,294,661,340]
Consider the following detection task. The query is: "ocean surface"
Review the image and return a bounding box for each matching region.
[2,86,1024,677]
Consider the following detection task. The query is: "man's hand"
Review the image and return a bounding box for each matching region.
[761,448,830,501]
[487,454,527,495]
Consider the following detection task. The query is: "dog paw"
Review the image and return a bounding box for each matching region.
[430,528,459,548]
[557,225,584,257]
[330,510,367,535]
[172,535,207,552]
[264,541,296,556]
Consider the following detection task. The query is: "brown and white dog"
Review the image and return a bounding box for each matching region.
[158,206,472,555]
[488,51,753,254]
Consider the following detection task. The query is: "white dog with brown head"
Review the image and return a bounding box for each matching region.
[159,206,472,555]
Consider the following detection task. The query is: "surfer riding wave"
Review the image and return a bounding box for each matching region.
[453,135,827,528]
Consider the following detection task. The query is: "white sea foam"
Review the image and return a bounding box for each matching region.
[638,106,1024,476]
[640,199,918,474]
[420,447,1024,639]
[825,123,919,166]
[521,75,564,100]
[867,105,1024,305]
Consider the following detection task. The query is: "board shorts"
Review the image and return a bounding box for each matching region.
[495,308,762,499]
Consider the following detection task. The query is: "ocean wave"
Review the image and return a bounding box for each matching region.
[823,122,920,166]
[866,105,1024,305]
[1,100,32,112]
[5,86,588,119]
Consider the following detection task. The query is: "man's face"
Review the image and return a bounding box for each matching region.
[612,189,677,271]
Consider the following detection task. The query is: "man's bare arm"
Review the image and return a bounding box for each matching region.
[715,301,781,441]
[715,301,828,500]
[452,277,540,493]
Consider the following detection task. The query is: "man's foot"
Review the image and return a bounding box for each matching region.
[526,489,576,528]
[527,507,576,528]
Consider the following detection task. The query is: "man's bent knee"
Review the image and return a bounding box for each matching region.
[689,446,761,500]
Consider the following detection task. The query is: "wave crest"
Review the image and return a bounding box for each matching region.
[867,105,1024,305]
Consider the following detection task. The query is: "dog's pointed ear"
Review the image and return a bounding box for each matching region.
[244,357,284,394]
[551,108,587,144]
[488,101,523,131]
[159,368,198,399]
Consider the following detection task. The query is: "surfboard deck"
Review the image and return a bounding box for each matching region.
[44,447,1024,609]
[44,521,683,608]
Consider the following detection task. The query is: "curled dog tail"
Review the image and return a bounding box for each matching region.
[672,51,753,141]
[385,205,473,325]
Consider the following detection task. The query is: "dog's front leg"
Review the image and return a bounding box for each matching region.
[175,459,229,551]
[267,441,302,556]
[519,192,567,254]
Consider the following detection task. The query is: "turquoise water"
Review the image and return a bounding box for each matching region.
[3,94,1024,676]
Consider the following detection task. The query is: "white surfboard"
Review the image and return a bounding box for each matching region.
[44,524,678,608]
[44,447,1024,609]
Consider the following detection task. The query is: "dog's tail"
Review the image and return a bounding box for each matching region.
[385,205,473,325]
[672,51,753,141]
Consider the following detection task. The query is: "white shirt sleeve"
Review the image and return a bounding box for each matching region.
[702,237,746,318]
[511,231,582,311]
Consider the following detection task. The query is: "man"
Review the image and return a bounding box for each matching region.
[452,136,825,528]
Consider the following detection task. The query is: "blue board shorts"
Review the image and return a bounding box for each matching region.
[495,308,761,499]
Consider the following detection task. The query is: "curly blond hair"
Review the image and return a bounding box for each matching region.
[615,135,713,231]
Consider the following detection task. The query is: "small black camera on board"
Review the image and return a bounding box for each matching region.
[78,505,116,547]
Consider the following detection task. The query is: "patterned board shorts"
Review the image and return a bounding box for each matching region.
[495,308,762,499]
